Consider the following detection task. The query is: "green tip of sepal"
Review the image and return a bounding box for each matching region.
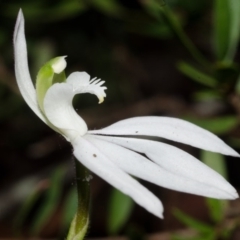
[36,56,67,112]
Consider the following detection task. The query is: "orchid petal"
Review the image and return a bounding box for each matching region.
[67,72,107,104]
[85,135,237,199]
[91,135,238,199]
[72,136,163,218]
[44,83,88,141]
[89,116,239,157]
[13,10,46,123]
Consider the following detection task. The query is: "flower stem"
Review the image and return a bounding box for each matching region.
[67,159,90,240]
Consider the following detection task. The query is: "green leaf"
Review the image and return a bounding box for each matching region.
[201,151,228,223]
[214,0,230,60]
[159,6,210,68]
[178,62,217,87]
[61,188,78,231]
[140,0,165,20]
[205,198,227,223]
[173,208,212,234]
[4,1,86,21]
[88,0,124,16]
[31,165,65,235]
[235,73,240,94]
[14,185,43,234]
[201,151,227,178]
[171,232,216,240]
[183,116,238,135]
[227,0,240,60]
[193,90,222,101]
[221,228,235,239]
[107,188,134,235]
[213,0,240,62]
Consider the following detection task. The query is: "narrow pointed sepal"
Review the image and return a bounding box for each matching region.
[91,135,238,200]
[14,10,46,123]
[89,116,239,157]
[72,136,163,218]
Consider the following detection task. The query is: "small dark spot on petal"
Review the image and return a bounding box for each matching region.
[93,154,97,157]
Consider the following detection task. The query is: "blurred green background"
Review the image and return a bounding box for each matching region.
[1,0,240,239]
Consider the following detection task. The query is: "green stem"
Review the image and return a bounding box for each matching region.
[67,160,90,240]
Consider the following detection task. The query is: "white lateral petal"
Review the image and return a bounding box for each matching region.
[89,116,239,157]
[44,83,88,141]
[67,72,90,87]
[91,135,238,199]
[14,10,46,123]
[85,135,237,199]
[72,136,163,218]
[67,72,107,103]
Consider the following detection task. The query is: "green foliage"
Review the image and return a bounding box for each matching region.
[235,74,240,94]
[173,209,213,234]
[172,209,215,240]
[184,116,238,135]
[214,0,231,61]
[201,151,227,178]
[193,90,222,101]
[205,198,227,223]
[107,188,134,235]
[201,151,228,223]
[61,188,77,232]
[31,165,65,235]
[171,234,215,240]
[14,182,43,234]
[86,0,124,17]
[3,0,86,21]
[213,0,240,62]
[173,151,233,239]
[178,62,217,87]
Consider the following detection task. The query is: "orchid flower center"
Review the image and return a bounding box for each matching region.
[35,57,107,141]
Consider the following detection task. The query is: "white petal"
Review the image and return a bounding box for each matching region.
[85,135,237,199]
[72,136,163,218]
[89,116,239,157]
[14,10,46,123]
[67,72,107,104]
[44,83,88,141]
[67,72,90,86]
[91,135,238,199]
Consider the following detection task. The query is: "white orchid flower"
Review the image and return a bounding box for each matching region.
[14,10,239,219]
